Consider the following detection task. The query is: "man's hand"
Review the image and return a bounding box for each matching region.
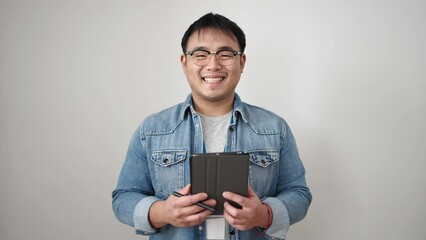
[149,184,216,229]
[222,186,269,231]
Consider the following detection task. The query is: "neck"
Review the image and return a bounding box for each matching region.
[193,95,234,117]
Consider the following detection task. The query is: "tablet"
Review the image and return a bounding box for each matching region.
[190,152,249,215]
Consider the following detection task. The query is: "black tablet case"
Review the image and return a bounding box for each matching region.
[190,152,249,215]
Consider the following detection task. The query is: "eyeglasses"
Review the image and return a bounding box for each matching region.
[185,49,242,66]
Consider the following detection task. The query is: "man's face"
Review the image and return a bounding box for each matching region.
[181,28,246,107]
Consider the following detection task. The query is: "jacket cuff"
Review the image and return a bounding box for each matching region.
[263,197,290,239]
[133,196,162,235]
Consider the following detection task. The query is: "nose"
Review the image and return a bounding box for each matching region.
[205,53,222,70]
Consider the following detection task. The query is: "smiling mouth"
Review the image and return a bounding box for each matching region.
[202,77,224,83]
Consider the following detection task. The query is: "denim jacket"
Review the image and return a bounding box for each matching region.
[112,93,312,240]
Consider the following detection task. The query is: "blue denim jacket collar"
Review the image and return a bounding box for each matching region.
[180,92,248,124]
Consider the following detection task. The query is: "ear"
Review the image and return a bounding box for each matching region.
[180,54,187,74]
[240,53,246,73]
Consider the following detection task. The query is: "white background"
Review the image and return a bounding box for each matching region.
[1,0,425,239]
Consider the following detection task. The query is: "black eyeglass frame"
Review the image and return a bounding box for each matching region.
[185,49,242,66]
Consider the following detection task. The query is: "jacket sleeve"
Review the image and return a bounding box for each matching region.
[111,124,160,235]
[264,120,313,239]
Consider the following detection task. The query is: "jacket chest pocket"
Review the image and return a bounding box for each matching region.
[151,149,187,198]
[248,150,279,198]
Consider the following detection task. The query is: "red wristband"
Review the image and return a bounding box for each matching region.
[263,203,272,230]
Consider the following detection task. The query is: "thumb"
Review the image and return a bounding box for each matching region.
[179,184,191,195]
[247,185,258,198]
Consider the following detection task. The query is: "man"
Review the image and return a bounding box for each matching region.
[112,13,312,240]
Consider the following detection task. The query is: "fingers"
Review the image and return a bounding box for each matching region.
[223,201,252,231]
[171,197,215,216]
[222,191,247,223]
[164,185,216,227]
[222,188,265,231]
[151,185,218,228]
[223,186,259,206]
[177,184,217,210]
[222,191,247,208]
[171,206,214,227]
[174,192,208,207]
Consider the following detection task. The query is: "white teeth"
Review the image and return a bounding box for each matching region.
[203,77,224,83]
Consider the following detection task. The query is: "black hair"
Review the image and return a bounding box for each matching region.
[181,13,246,54]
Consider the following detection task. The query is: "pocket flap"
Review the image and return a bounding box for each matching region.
[151,149,187,167]
[248,150,279,167]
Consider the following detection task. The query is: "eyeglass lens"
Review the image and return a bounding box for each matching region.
[190,50,237,66]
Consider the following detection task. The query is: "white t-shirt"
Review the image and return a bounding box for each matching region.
[199,111,232,240]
